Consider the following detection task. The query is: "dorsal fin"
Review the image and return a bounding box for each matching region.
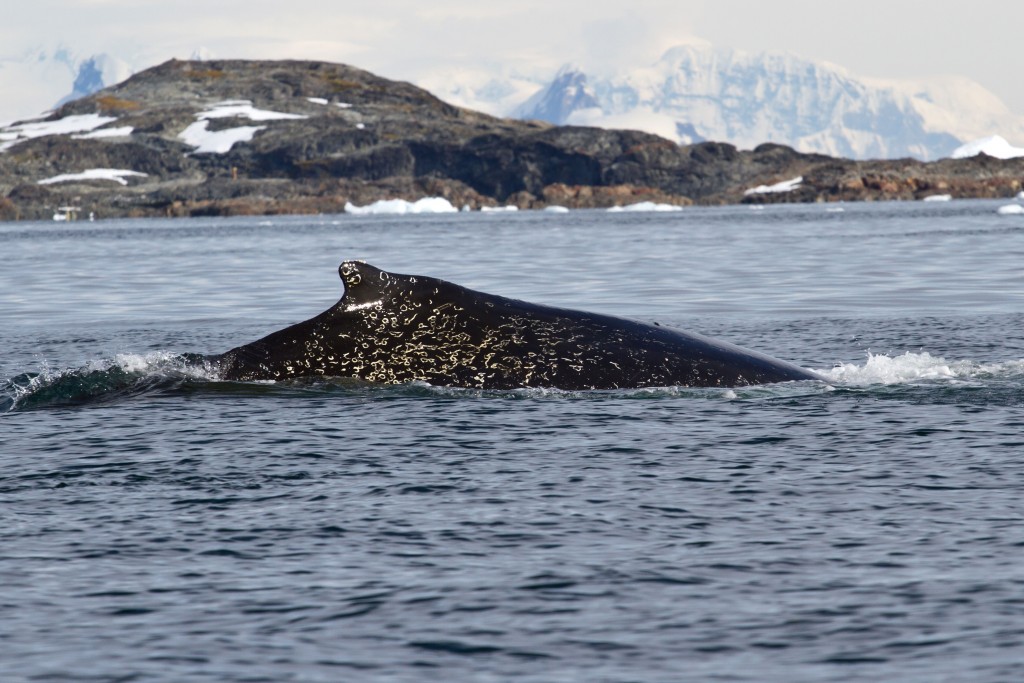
[337,260,393,308]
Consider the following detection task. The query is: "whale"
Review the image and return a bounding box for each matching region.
[214,260,822,390]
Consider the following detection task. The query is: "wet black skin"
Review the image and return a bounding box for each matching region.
[214,261,823,390]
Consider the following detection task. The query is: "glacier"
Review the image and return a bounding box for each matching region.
[951,135,1024,160]
[507,45,1024,162]
[0,48,132,124]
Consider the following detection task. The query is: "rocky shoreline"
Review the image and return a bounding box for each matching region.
[1,59,1022,221]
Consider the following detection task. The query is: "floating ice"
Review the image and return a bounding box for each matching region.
[0,113,118,151]
[950,135,1024,160]
[1017,191,1024,200]
[607,202,683,212]
[922,194,952,202]
[179,120,265,154]
[481,205,519,212]
[38,168,148,186]
[544,205,570,213]
[996,204,1024,215]
[344,197,458,215]
[744,176,803,195]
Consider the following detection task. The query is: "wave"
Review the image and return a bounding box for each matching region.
[4,350,1022,412]
[1,352,220,412]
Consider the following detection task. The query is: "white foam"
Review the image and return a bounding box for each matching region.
[108,351,220,379]
[922,194,952,202]
[744,176,803,195]
[815,351,1023,386]
[38,168,147,186]
[951,135,1024,160]
[344,197,458,215]
[607,202,683,212]
[7,352,221,410]
[179,120,265,154]
[0,113,118,151]
[996,204,1024,215]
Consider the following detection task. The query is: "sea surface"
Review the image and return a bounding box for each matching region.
[2,200,1023,682]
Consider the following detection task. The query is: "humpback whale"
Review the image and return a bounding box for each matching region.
[215,261,821,390]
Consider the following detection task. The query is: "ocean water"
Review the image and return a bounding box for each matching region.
[2,200,1023,682]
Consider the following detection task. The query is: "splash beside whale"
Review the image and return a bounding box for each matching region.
[213,261,822,390]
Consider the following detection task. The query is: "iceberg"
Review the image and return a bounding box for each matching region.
[344,197,458,215]
[744,176,803,195]
[544,205,570,213]
[951,135,1024,160]
[480,205,519,212]
[996,204,1024,215]
[922,194,952,202]
[39,168,147,185]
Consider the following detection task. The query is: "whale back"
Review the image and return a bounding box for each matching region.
[216,261,819,389]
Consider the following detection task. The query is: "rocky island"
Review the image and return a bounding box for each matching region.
[1,58,1022,221]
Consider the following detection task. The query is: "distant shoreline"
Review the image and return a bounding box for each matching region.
[2,58,1022,222]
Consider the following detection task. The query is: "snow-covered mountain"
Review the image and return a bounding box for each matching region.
[0,48,132,124]
[5,43,1023,162]
[504,45,1024,161]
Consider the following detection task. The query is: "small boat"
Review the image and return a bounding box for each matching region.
[53,205,81,221]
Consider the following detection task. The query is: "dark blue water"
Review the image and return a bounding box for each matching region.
[2,201,1024,682]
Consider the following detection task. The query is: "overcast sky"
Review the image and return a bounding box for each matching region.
[4,0,1023,113]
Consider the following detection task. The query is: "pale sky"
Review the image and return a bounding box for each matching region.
[3,0,1023,113]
